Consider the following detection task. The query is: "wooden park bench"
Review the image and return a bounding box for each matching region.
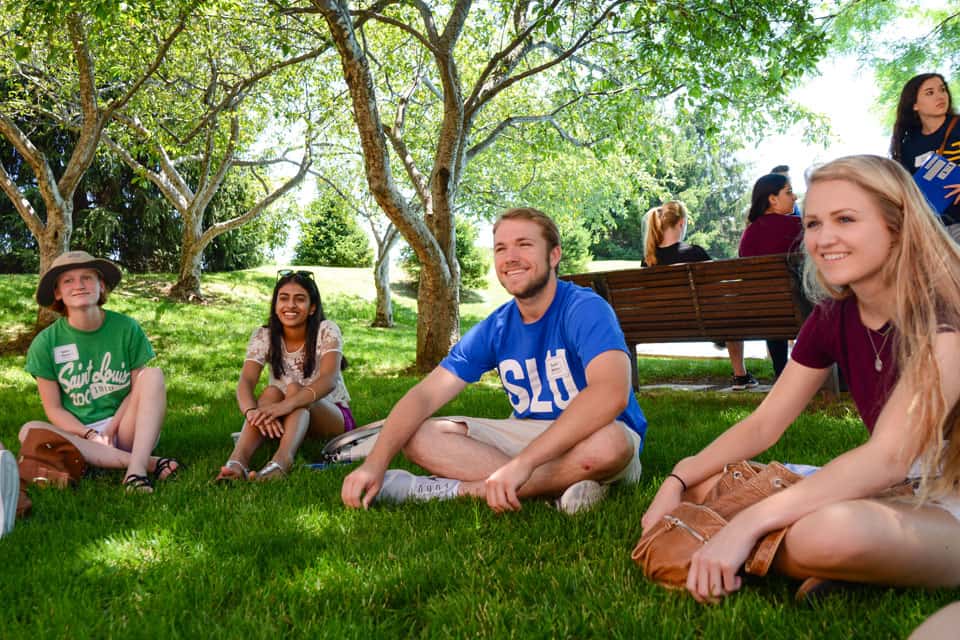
[562,254,821,390]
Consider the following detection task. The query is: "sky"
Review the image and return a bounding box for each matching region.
[746,55,891,196]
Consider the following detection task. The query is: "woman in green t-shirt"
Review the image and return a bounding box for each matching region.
[21,251,180,493]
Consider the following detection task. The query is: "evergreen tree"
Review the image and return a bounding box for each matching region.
[293,194,373,267]
[400,218,490,290]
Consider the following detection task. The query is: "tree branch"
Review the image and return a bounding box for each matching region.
[195,144,313,249]
[0,161,43,237]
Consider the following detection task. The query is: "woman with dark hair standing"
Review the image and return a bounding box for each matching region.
[890,73,960,241]
[738,174,803,379]
[215,270,354,481]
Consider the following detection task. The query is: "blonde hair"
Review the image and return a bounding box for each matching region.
[802,155,960,499]
[644,201,688,266]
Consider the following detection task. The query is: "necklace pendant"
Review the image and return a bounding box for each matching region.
[874,356,883,372]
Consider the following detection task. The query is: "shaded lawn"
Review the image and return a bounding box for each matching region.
[0,269,954,639]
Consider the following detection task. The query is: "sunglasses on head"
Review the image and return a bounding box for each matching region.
[277,269,315,281]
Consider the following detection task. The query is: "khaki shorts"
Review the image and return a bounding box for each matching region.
[439,415,642,484]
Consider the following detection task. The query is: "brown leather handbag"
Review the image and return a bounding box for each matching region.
[17,429,87,489]
[631,461,804,589]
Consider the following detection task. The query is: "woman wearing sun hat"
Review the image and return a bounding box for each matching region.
[20,251,180,493]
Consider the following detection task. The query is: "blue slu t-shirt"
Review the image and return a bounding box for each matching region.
[440,279,647,452]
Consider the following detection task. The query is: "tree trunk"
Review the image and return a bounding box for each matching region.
[372,248,394,328]
[34,202,74,330]
[415,258,459,372]
[170,228,204,301]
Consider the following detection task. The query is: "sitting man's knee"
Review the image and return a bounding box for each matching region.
[401,419,441,463]
[402,419,466,464]
[571,424,633,476]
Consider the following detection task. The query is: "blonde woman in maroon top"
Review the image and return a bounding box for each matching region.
[642,156,960,603]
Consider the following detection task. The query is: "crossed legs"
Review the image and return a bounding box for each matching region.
[679,472,960,589]
[774,498,960,588]
[402,418,634,499]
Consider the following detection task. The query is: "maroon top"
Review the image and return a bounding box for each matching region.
[791,297,897,433]
[738,214,803,257]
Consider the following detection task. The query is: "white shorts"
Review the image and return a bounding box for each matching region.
[784,461,960,522]
[439,415,642,484]
[85,417,113,434]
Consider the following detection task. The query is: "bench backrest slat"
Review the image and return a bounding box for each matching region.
[562,254,808,344]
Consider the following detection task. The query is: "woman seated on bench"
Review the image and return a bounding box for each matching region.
[642,155,960,603]
[739,174,804,379]
[642,200,757,390]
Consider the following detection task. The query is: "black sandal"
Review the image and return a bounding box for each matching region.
[153,457,182,482]
[123,473,154,494]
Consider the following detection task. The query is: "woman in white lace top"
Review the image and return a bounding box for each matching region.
[216,270,354,481]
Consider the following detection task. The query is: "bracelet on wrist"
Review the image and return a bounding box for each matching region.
[244,407,256,418]
[84,428,96,440]
[304,386,318,402]
[667,472,688,492]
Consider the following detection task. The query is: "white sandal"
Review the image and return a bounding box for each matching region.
[215,459,249,483]
[253,460,287,482]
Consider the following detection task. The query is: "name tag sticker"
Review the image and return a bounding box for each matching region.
[54,344,79,364]
[545,354,565,377]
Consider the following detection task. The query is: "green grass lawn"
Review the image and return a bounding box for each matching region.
[0,267,953,639]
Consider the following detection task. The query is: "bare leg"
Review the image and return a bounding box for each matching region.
[726,341,746,376]
[910,601,960,640]
[112,367,167,479]
[403,419,633,499]
[222,385,285,469]
[269,387,346,471]
[774,498,960,587]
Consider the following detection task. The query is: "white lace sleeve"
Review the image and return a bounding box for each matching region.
[317,320,344,358]
[245,326,270,365]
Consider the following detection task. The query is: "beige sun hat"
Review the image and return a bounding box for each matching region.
[35,251,123,307]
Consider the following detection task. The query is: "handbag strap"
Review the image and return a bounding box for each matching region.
[938,116,958,155]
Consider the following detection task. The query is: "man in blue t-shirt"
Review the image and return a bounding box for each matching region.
[341,208,647,514]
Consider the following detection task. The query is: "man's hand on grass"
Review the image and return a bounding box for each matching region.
[342,462,384,510]
[484,458,533,512]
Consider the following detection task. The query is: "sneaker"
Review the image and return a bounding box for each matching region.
[376,469,460,503]
[1,449,19,536]
[731,373,759,390]
[555,480,609,515]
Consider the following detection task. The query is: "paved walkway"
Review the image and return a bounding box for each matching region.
[637,382,773,394]
[634,341,778,394]
[636,340,770,359]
